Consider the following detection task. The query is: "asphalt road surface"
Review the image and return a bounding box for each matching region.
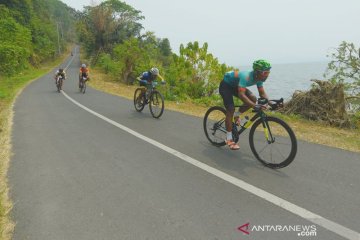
[9,48,360,240]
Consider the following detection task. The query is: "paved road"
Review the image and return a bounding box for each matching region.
[9,49,360,239]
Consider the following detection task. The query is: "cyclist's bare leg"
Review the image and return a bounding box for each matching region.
[225,107,235,132]
[225,107,240,150]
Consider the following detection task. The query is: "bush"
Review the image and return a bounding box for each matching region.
[0,16,32,75]
[98,53,118,74]
[0,44,30,75]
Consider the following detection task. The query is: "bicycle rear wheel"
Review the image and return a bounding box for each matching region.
[249,116,297,168]
[203,106,228,146]
[149,90,164,118]
[134,88,145,112]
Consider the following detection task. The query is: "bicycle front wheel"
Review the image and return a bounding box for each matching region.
[79,80,83,92]
[249,116,297,168]
[134,88,145,112]
[57,79,62,92]
[149,90,164,118]
[82,81,86,94]
[203,106,227,146]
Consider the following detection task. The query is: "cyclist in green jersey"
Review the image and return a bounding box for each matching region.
[219,59,271,150]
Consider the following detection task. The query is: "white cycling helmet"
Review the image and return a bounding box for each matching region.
[150,67,159,76]
[81,64,86,68]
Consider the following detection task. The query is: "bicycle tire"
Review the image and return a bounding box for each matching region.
[134,88,145,112]
[203,106,227,146]
[249,116,297,168]
[82,81,86,94]
[79,81,83,92]
[57,79,62,92]
[149,90,164,118]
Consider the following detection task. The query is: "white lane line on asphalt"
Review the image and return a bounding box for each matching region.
[64,52,75,71]
[62,90,360,240]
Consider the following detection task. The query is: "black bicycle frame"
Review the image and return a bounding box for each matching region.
[237,111,261,135]
[236,110,274,143]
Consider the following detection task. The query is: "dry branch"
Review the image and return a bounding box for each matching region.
[281,80,351,128]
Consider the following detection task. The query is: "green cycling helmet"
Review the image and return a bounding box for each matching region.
[253,59,272,71]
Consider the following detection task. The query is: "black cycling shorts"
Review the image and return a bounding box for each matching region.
[219,80,253,110]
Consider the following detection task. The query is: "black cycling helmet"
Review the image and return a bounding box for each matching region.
[59,68,64,73]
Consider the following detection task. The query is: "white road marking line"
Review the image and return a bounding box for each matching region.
[62,90,360,240]
[64,52,75,71]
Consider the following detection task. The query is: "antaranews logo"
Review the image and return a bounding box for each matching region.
[238,222,317,237]
[238,223,250,235]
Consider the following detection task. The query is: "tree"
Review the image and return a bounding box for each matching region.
[110,38,146,84]
[78,0,144,55]
[0,0,76,69]
[167,41,227,99]
[159,38,171,57]
[325,41,360,96]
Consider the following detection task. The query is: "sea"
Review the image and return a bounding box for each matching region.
[242,62,329,101]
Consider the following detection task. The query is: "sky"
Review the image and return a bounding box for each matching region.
[60,0,360,66]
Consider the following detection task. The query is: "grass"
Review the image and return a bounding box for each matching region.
[0,48,72,240]
[88,68,360,153]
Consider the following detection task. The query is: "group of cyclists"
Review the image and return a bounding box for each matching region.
[54,63,90,91]
[55,58,273,151]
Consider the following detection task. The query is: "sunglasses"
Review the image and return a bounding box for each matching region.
[258,70,270,75]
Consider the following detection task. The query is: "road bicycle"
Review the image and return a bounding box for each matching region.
[79,76,87,94]
[56,76,64,92]
[203,98,297,168]
[134,80,165,118]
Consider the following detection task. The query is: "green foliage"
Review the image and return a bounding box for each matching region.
[325,41,360,96]
[0,0,76,75]
[96,33,172,85]
[349,111,360,128]
[112,38,146,83]
[98,53,117,74]
[158,38,172,57]
[165,41,229,99]
[77,0,144,55]
[0,14,32,75]
[0,44,31,75]
[77,2,231,102]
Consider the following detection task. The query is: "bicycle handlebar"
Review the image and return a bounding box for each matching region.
[254,98,284,112]
[137,79,166,87]
[268,98,284,110]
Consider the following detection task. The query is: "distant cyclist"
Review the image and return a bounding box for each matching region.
[219,59,271,150]
[137,67,164,99]
[79,64,90,88]
[54,68,66,90]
